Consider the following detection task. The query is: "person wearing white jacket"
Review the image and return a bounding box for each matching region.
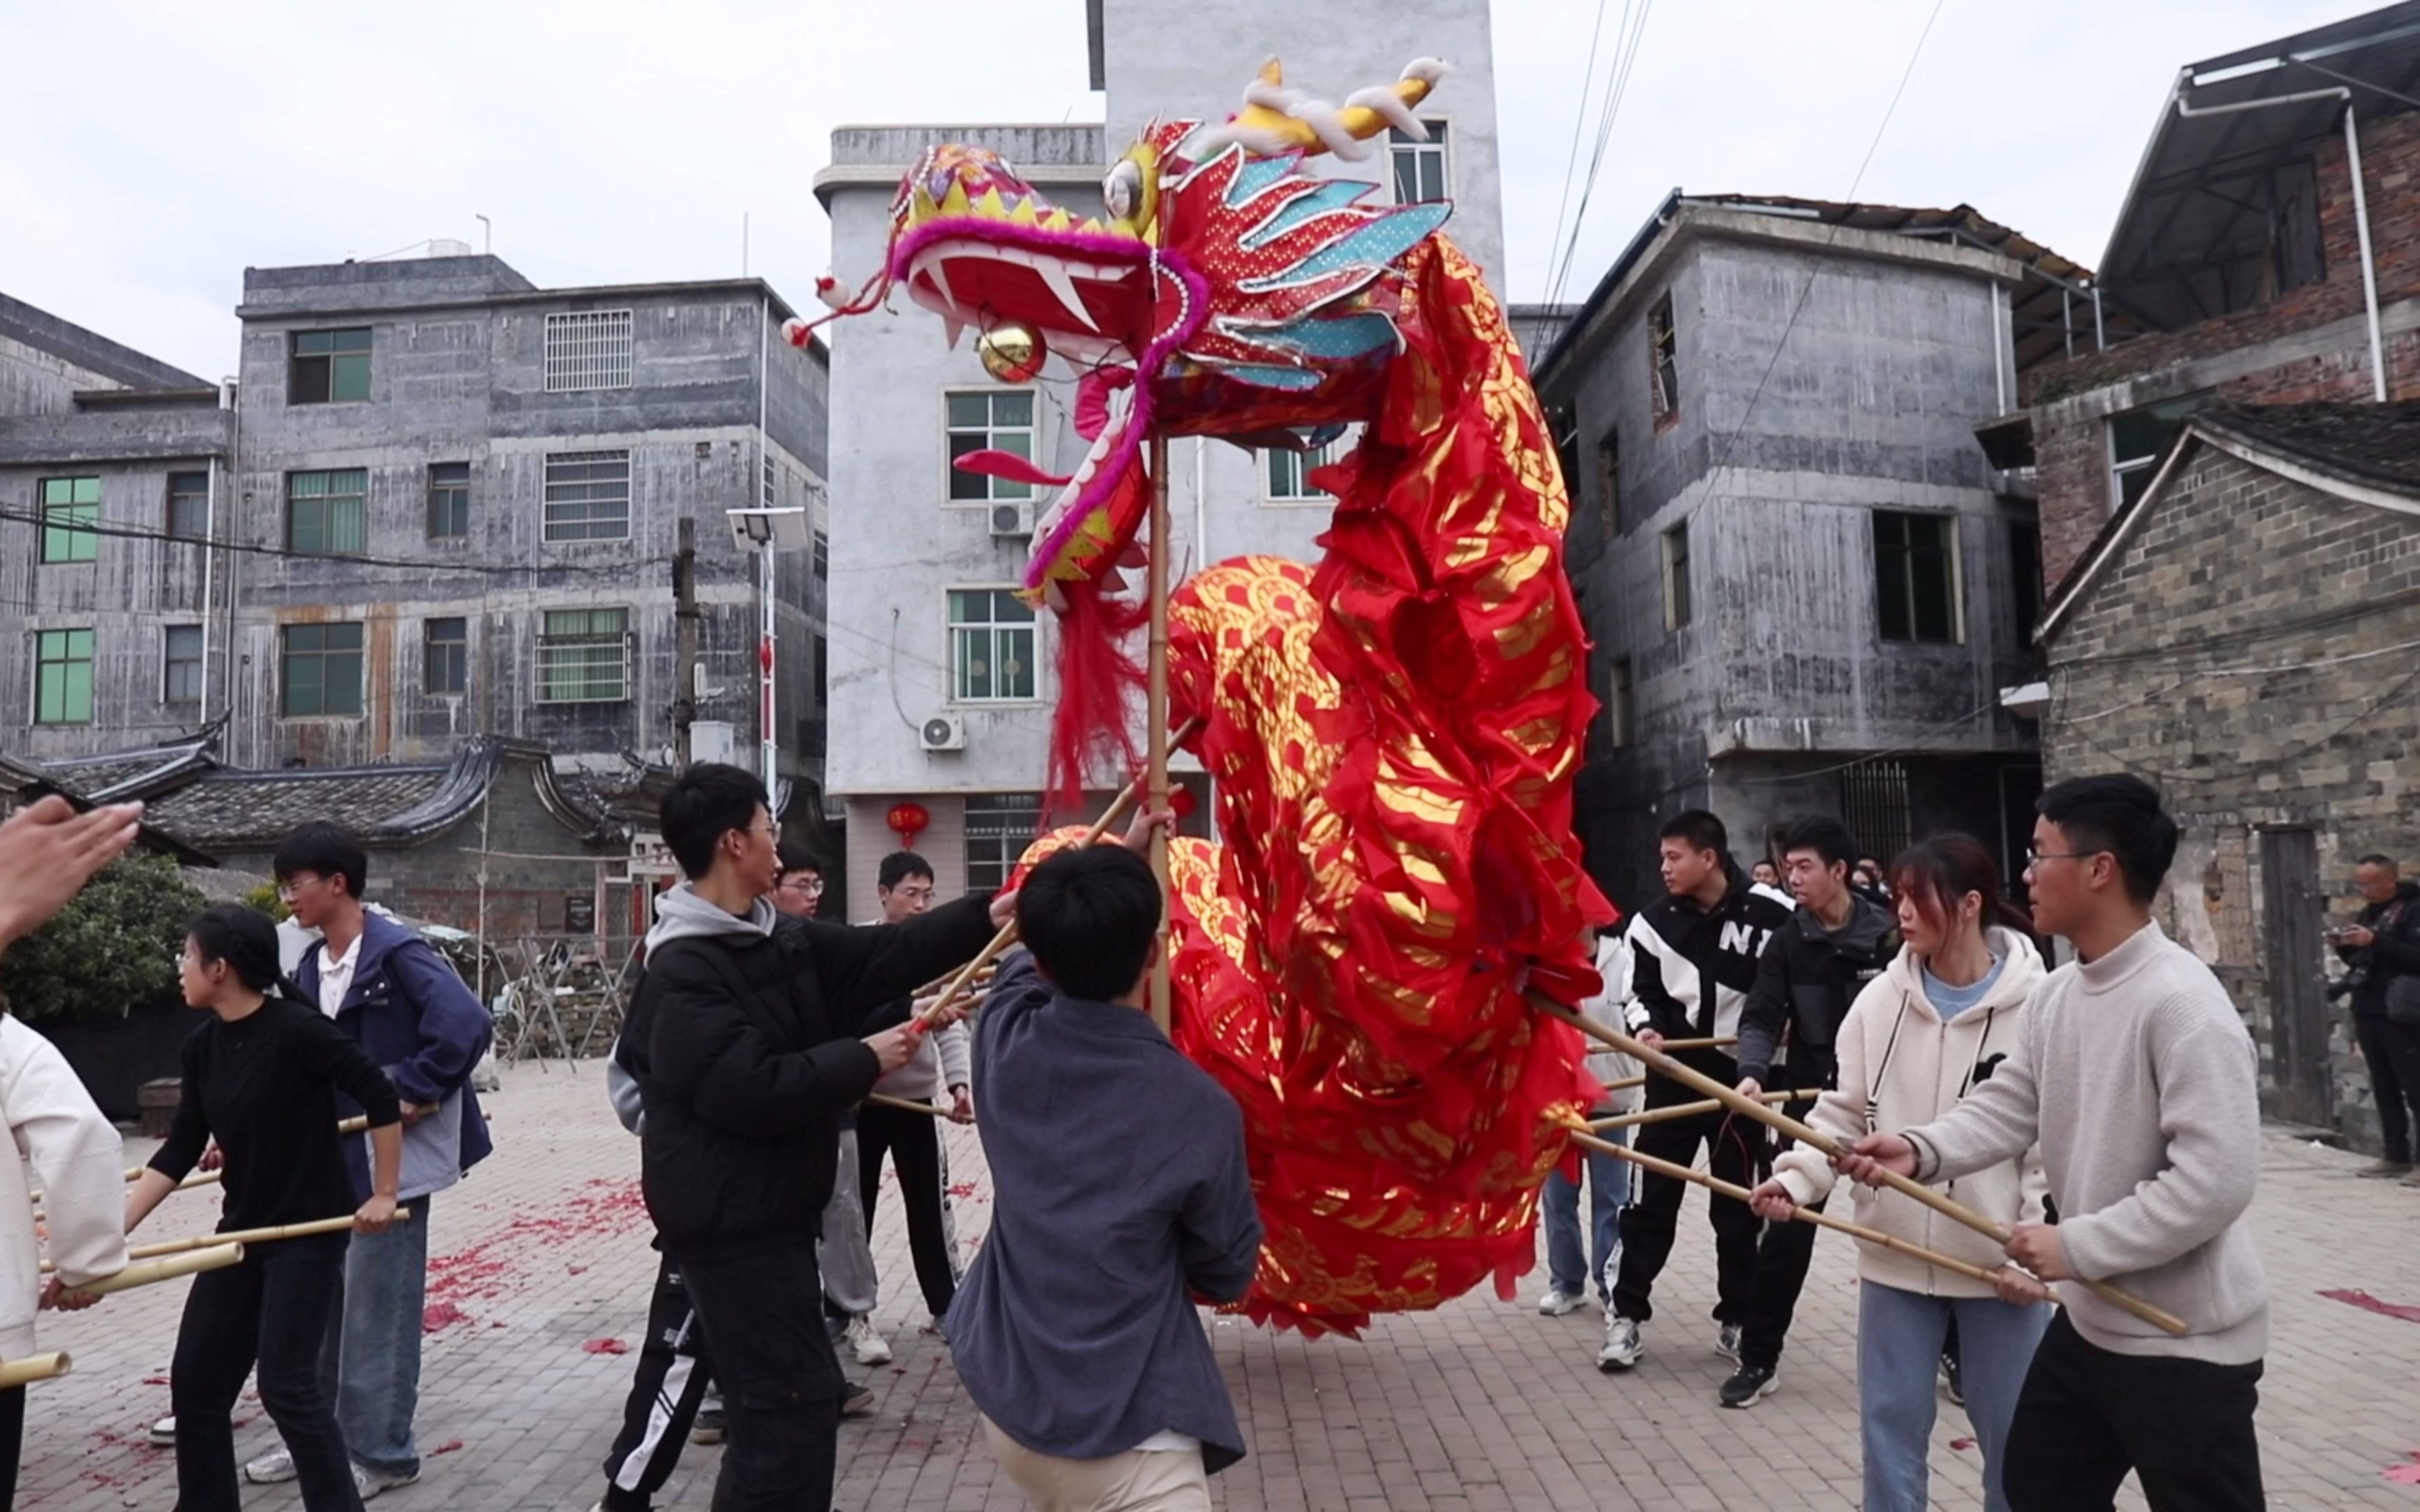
[1536,925,1641,1317]
[1751,834,2050,1512]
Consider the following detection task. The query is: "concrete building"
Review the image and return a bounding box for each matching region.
[2033,401,2420,1145]
[814,0,1507,904]
[1531,196,2092,909]
[2,258,831,828]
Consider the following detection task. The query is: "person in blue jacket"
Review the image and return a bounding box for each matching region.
[233,820,494,1500]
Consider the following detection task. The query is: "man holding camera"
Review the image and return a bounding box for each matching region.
[2335,854,2420,1182]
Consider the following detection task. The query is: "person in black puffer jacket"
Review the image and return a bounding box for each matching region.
[616,764,1006,1512]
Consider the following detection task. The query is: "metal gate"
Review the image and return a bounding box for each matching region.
[2259,827,2332,1126]
[1840,760,1911,867]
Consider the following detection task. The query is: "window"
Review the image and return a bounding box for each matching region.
[163,625,203,704]
[1875,511,1961,644]
[38,477,98,564]
[949,589,1037,703]
[763,456,777,509]
[286,469,368,556]
[946,391,1036,502]
[812,530,829,584]
[537,608,630,704]
[2108,394,2208,508]
[1662,522,1692,631]
[33,629,93,724]
[544,310,634,392]
[1607,658,1634,749]
[424,616,468,696]
[812,632,828,702]
[289,328,371,404]
[2010,520,2043,647]
[1549,405,1580,505]
[543,450,632,542]
[166,471,209,541]
[965,793,1045,893]
[1596,430,1621,536]
[1648,295,1680,421]
[280,622,364,718]
[1390,122,1449,204]
[1265,430,1344,502]
[426,462,471,540]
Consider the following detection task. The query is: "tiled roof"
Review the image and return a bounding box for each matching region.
[41,739,216,801]
[2196,401,2420,498]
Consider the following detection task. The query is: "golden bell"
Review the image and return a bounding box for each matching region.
[978,322,1047,384]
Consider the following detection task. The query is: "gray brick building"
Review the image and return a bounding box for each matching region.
[2036,400,2420,1145]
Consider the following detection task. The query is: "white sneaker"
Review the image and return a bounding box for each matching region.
[1536,1288,1586,1317]
[244,1450,296,1485]
[1597,1315,1644,1371]
[845,1315,891,1366]
[354,1464,419,1500]
[148,1415,176,1446]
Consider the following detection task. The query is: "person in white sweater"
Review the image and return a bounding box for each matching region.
[0,795,144,1503]
[1839,775,2267,1512]
[1751,833,2050,1512]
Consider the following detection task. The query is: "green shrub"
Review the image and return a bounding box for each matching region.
[0,854,208,1022]
[244,883,291,923]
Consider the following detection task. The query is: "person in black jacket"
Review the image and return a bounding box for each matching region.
[2336,854,2420,1180]
[616,764,1008,1512]
[1718,816,1897,1408]
[1599,811,1794,1373]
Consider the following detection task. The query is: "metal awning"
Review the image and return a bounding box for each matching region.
[2100,1,2420,333]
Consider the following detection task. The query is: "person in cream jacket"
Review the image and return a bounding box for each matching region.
[1751,834,2049,1512]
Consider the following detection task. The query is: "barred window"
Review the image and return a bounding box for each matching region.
[286,470,368,556]
[543,450,631,542]
[965,793,1043,893]
[544,310,634,392]
[537,607,630,704]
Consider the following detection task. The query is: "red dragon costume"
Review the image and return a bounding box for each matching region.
[798,57,1615,1336]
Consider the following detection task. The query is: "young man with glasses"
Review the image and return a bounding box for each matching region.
[1840,774,2268,1511]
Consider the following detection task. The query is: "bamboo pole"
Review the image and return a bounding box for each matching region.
[1565,1126,2019,1292]
[0,1353,69,1390]
[910,714,1207,1032]
[863,1093,945,1119]
[1534,994,2187,1336]
[1656,1035,1737,1053]
[1587,1089,1827,1132]
[46,1210,415,1274]
[80,1243,244,1295]
[1144,431,1173,1037]
[37,1116,375,1204]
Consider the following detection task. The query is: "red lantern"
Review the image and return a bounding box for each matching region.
[886,802,931,850]
[1169,785,1198,821]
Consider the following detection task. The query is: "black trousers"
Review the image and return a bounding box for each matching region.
[1609,1098,1762,1326]
[1737,1067,1832,1371]
[2003,1311,2265,1512]
[857,1101,957,1317]
[680,1241,844,1512]
[0,1382,22,1509]
[2355,1012,2420,1163]
[172,1231,362,1512]
[599,1254,716,1512]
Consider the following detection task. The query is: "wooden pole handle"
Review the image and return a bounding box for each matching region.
[863,1093,946,1118]
[1535,995,2188,1336]
[1587,1090,1827,1132]
[0,1352,69,1390]
[1566,1127,2017,1292]
[81,1242,245,1295]
[48,1210,415,1273]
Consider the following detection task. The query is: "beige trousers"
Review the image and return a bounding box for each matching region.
[979,1417,1213,1512]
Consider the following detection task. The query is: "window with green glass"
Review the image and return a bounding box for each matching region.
[281,622,365,717]
[39,477,99,564]
[537,608,630,703]
[291,328,372,404]
[949,588,1036,702]
[945,391,1036,501]
[34,629,94,724]
[287,469,368,555]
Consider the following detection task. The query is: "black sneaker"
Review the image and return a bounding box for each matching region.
[1718,1364,1779,1408]
[689,1404,725,1446]
[841,1381,876,1418]
[1940,1351,1965,1406]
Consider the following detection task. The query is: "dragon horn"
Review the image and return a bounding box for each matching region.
[1225,56,1449,160]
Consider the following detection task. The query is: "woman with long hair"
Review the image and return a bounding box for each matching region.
[1748,834,2052,1512]
[125,902,404,1511]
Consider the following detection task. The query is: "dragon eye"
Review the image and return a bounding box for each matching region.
[1104,159,1144,221]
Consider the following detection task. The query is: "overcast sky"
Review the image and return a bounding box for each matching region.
[1,0,2366,382]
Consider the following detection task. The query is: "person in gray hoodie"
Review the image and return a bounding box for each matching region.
[1841,775,2268,1512]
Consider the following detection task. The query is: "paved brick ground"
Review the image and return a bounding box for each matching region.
[19,1064,2420,1510]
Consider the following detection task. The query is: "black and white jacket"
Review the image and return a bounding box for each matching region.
[1622,860,1795,1082]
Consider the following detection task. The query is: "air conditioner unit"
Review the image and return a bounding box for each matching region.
[920,713,967,752]
[989,500,1035,539]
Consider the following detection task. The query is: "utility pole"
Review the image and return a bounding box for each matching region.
[673,516,699,767]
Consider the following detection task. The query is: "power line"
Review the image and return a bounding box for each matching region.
[0,506,675,578]
[1545,1,1656,313]
[1541,0,1623,309]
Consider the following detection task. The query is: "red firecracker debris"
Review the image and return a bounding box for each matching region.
[583,1338,629,1355]
[1949,1437,1976,1452]
[422,1301,469,1332]
[431,1439,466,1456]
[2321,1288,2420,1324]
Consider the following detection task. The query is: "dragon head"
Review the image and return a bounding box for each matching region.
[805,58,1455,608]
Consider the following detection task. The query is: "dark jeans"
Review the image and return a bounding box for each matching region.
[2355,1012,2420,1163]
[172,1231,363,1512]
[858,1101,957,1317]
[1610,1096,1762,1326]
[1738,1075,1829,1371]
[2003,1311,2265,1512]
[600,1254,716,1512]
[0,1382,22,1509]
[680,1240,844,1512]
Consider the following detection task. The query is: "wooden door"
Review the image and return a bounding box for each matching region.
[2260,827,2332,1127]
